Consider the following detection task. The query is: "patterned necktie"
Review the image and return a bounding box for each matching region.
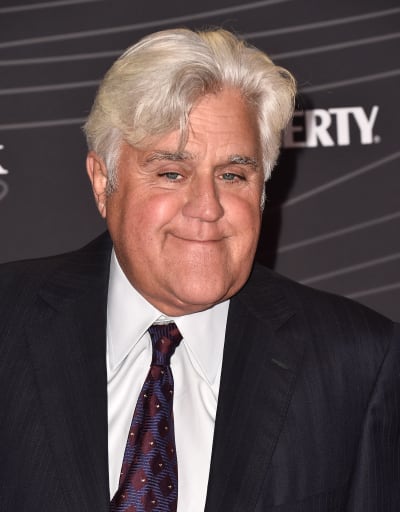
[110,322,183,512]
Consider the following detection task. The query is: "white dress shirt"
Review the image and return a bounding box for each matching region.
[107,250,229,512]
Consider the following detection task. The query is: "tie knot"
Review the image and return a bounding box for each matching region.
[148,322,182,366]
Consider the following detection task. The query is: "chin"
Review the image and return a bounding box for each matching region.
[171,284,233,313]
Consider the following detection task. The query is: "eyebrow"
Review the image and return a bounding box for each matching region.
[227,154,259,167]
[144,150,259,168]
[144,150,193,163]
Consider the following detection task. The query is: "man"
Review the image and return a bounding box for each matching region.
[0,28,399,512]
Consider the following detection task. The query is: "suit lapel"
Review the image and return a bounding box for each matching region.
[25,234,111,512]
[205,265,305,512]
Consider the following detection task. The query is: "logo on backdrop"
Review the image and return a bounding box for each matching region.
[0,144,9,203]
[283,106,380,148]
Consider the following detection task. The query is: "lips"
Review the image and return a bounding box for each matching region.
[169,233,226,243]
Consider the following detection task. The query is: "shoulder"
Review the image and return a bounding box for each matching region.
[241,264,399,403]
[0,232,112,333]
[245,263,396,355]
[0,232,108,291]
[0,254,65,327]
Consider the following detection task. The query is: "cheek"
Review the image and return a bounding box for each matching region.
[227,196,262,242]
[119,196,186,266]
[135,197,183,244]
[219,197,262,294]
[113,192,179,233]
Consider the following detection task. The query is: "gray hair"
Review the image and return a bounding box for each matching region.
[83,28,296,192]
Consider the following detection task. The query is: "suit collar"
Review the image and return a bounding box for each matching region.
[38,231,112,311]
[236,263,297,332]
[205,263,305,512]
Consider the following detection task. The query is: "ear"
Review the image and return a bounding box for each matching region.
[86,151,108,218]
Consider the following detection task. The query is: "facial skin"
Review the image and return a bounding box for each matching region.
[87,88,265,316]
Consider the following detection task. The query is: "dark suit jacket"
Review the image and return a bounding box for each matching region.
[0,232,399,511]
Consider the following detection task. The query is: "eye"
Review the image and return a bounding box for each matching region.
[159,171,183,181]
[220,172,245,182]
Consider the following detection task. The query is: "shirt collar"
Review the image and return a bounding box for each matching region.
[107,250,229,386]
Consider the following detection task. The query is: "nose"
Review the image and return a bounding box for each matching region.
[182,174,224,222]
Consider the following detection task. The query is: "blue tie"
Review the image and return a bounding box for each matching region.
[110,322,182,512]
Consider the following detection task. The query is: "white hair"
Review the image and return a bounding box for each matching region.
[83,28,296,192]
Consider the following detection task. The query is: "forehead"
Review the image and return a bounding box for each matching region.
[142,88,261,159]
[188,88,259,141]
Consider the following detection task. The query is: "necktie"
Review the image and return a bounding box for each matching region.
[110,322,183,512]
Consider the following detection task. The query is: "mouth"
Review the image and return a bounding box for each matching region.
[170,234,225,244]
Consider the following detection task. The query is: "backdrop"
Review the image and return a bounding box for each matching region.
[0,0,399,320]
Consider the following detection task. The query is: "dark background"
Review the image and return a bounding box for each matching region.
[0,0,399,320]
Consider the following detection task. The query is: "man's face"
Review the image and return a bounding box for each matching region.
[87,88,265,316]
